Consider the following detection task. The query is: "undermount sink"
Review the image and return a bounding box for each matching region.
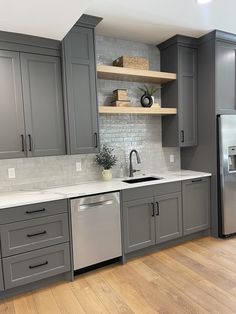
[122,176,163,184]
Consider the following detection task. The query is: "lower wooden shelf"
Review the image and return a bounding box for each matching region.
[99,106,177,115]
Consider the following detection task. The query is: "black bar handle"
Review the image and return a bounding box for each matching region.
[27,230,47,238]
[28,134,32,151]
[20,134,25,152]
[181,130,185,143]
[94,132,98,148]
[156,202,160,216]
[26,208,46,214]
[191,178,203,183]
[151,203,155,217]
[29,261,48,269]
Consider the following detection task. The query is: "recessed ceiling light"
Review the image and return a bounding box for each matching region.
[196,0,212,4]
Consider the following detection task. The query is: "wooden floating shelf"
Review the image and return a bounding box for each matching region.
[99,106,177,116]
[97,65,176,84]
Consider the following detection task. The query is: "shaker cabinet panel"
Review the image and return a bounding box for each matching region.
[182,178,210,235]
[21,53,66,157]
[155,193,183,244]
[63,26,99,154]
[123,198,155,253]
[0,50,26,159]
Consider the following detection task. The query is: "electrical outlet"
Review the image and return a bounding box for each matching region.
[76,161,82,172]
[8,168,16,179]
[169,154,175,163]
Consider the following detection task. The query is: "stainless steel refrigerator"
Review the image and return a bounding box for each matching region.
[218,115,236,236]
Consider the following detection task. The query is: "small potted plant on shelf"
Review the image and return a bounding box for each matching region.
[95,145,117,181]
[138,85,160,107]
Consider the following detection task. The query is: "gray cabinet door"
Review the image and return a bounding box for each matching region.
[215,41,236,111]
[182,178,210,235]
[63,26,99,154]
[0,261,4,291]
[123,197,155,253]
[0,50,26,159]
[155,193,183,244]
[178,46,197,147]
[21,53,66,157]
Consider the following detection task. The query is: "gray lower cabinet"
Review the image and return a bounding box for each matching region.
[158,36,197,147]
[123,197,155,253]
[3,243,70,289]
[182,178,210,235]
[63,24,100,154]
[21,53,66,156]
[123,189,183,254]
[0,213,69,257]
[155,193,182,244]
[0,50,26,159]
[0,262,4,291]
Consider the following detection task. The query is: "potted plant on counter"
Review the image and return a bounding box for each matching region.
[95,145,117,181]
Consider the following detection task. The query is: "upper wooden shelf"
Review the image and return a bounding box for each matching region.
[97,65,176,84]
[99,106,177,116]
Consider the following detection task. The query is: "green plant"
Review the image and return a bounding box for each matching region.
[95,145,117,170]
[138,84,160,96]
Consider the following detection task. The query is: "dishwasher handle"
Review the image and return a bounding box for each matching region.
[79,199,113,211]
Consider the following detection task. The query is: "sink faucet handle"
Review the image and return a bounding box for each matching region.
[133,169,140,174]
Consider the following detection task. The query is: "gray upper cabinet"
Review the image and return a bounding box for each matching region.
[21,53,65,156]
[0,262,4,291]
[0,50,26,159]
[155,193,182,244]
[182,177,210,235]
[215,41,236,111]
[158,36,197,147]
[63,19,101,154]
[123,197,155,253]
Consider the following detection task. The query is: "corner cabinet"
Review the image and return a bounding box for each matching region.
[62,15,102,154]
[158,36,197,147]
[182,177,210,235]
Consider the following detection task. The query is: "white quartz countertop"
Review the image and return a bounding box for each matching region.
[0,170,211,209]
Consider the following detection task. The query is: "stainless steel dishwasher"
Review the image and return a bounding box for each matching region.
[71,192,122,270]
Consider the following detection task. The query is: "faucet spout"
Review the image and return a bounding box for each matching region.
[129,150,141,177]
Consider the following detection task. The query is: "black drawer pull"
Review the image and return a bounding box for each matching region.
[94,132,98,148]
[26,208,46,214]
[28,134,33,151]
[29,261,48,269]
[20,134,25,152]
[151,203,155,217]
[191,179,203,183]
[156,202,160,216]
[27,230,47,238]
[181,130,185,143]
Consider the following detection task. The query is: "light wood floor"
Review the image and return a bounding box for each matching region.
[2,236,236,313]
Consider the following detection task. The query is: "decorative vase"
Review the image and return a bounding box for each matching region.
[102,169,112,181]
[140,94,153,107]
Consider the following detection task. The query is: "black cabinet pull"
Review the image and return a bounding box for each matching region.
[181,130,185,143]
[29,261,48,269]
[28,134,33,151]
[94,132,98,148]
[151,203,155,217]
[26,208,46,214]
[156,202,160,216]
[20,134,25,152]
[27,230,47,238]
[191,178,203,183]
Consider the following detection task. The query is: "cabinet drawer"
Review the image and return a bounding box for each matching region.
[122,182,181,202]
[0,213,69,257]
[0,199,68,224]
[3,243,70,289]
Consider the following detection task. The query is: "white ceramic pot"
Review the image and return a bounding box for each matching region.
[151,96,155,105]
[102,169,112,181]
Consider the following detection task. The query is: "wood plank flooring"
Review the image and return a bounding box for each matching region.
[2,236,236,313]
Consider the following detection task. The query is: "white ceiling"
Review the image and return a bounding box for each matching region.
[86,0,236,44]
[0,0,236,43]
[0,0,92,40]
